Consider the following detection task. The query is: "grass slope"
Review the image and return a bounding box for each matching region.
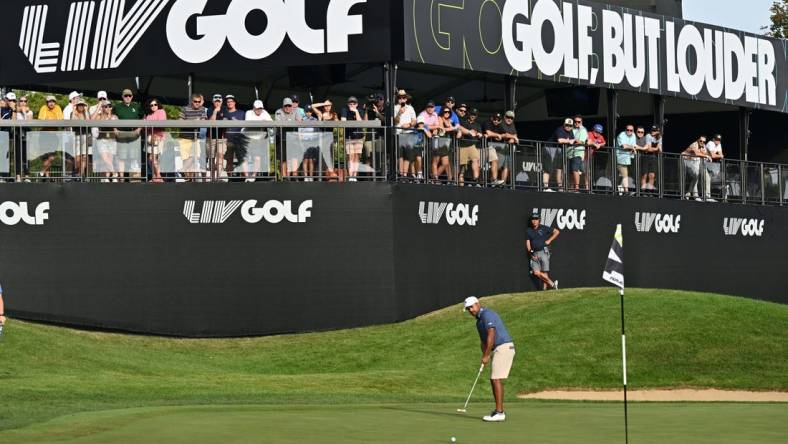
[0,288,786,433]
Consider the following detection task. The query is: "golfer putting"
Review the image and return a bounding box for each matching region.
[463,296,515,422]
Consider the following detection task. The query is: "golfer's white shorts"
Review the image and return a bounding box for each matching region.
[491,342,515,380]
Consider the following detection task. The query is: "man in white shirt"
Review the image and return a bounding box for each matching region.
[394,90,417,178]
[62,91,81,120]
[245,100,273,180]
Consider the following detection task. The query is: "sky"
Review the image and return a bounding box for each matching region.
[683,0,774,34]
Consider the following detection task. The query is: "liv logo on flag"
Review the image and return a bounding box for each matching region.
[602,224,624,289]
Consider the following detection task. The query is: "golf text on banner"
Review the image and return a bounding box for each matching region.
[603,224,628,444]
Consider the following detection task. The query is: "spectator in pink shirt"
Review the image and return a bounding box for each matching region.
[145,98,167,182]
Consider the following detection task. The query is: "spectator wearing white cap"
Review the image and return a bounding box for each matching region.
[70,97,92,177]
[244,100,273,180]
[0,92,17,120]
[463,296,515,422]
[89,91,109,116]
[63,91,81,120]
[275,97,302,178]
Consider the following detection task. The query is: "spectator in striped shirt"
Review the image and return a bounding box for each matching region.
[178,94,208,181]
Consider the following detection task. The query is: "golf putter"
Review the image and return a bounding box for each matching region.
[457,363,485,412]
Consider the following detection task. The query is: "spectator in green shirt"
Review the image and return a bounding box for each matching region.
[113,89,143,180]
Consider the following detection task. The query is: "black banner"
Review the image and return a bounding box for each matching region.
[0,0,391,84]
[404,0,788,113]
[0,183,785,337]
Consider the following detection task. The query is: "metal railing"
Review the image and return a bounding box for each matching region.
[0,120,785,206]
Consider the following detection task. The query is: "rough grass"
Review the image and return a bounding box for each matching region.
[0,288,785,432]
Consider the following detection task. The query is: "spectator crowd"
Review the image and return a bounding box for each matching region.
[0,88,726,197]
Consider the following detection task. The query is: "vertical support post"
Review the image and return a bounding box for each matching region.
[738,107,750,162]
[384,62,396,179]
[652,95,665,131]
[187,73,194,102]
[504,76,517,111]
[606,89,618,146]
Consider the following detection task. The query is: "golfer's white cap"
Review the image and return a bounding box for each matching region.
[253,100,264,109]
[464,296,480,309]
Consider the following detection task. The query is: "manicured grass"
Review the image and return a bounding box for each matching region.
[4,403,787,444]
[0,288,786,436]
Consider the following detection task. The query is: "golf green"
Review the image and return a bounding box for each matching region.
[4,402,786,444]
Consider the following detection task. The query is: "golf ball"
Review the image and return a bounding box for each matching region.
[451,437,456,442]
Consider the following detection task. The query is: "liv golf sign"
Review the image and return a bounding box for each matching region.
[4,0,378,81]
[406,0,788,112]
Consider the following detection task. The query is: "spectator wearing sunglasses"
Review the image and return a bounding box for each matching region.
[178,93,208,181]
[0,92,17,120]
[682,135,712,201]
[639,126,662,194]
[568,115,588,191]
[276,97,304,178]
[91,99,118,182]
[145,98,167,183]
[112,89,142,181]
[615,125,637,194]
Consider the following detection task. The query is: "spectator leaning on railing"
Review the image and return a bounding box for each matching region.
[179,93,208,181]
[705,134,724,200]
[244,100,273,181]
[456,105,482,186]
[682,135,712,201]
[547,118,575,191]
[569,115,588,191]
[640,126,662,194]
[585,124,606,189]
[483,112,509,186]
[615,125,637,194]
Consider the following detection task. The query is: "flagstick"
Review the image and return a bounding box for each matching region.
[620,287,629,444]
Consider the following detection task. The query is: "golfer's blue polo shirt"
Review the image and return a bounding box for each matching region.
[476,308,513,347]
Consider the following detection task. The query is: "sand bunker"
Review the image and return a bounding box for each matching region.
[518,389,788,402]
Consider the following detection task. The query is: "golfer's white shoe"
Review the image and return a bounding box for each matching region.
[483,411,506,422]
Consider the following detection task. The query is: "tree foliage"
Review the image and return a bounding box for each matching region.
[764,0,788,38]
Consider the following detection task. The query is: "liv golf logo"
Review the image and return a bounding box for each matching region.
[634,212,681,234]
[537,208,586,230]
[184,200,312,224]
[20,0,366,73]
[418,202,479,226]
[723,217,765,237]
[0,201,50,226]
